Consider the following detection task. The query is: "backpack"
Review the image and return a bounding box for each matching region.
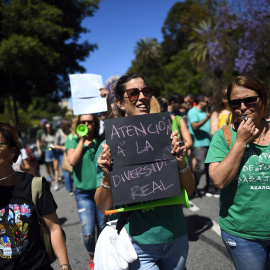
[31,177,66,263]
[222,125,232,148]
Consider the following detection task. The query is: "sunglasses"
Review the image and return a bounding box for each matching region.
[0,142,8,148]
[80,120,94,125]
[228,96,259,110]
[124,87,153,102]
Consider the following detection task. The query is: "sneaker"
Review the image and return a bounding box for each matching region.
[69,191,74,196]
[205,187,220,198]
[88,260,94,270]
[205,192,213,197]
[54,183,59,191]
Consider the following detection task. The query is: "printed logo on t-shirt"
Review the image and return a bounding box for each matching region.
[236,148,270,188]
[0,204,30,258]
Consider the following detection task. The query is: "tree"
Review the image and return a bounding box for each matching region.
[0,0,100,132]
[163,50,202,96]
[161,0,214,61]
[133,38,169,98]
[193,0,270,81]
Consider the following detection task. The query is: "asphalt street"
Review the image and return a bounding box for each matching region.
[39,164,234,270]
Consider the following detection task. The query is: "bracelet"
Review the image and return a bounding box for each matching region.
[60,264,72,270]
[178,163,190,174]
[101,182,111,189]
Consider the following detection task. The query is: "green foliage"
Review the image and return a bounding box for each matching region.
[128,0,270,99]
[0,0,99,105]
[161,0,213,61]
[0,0,99,131]
[0,96,71,133]
[163,50,202,96]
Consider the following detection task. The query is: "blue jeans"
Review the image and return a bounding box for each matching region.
[129,234,189,270]
[75,189,107,255]
[45,149,55,162]
[58,153,73,192]
[221,230,270,270]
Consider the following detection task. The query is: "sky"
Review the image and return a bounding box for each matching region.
[79,0,182,86]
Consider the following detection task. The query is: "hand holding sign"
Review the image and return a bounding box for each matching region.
[104,112,182,206]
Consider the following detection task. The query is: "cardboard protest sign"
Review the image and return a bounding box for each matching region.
[105,112,181,206]
[69,73,107,115]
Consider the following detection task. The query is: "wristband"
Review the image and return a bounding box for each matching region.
[60,264,72,270]
[101,182,111,189]
[178,164,190,174]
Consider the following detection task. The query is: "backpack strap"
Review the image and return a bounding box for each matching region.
[222,125,232,148]
[31,177,43,219]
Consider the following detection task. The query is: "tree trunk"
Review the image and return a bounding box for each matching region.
[7,95,14,126]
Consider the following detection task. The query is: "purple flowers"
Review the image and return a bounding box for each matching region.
[197,0,270,74]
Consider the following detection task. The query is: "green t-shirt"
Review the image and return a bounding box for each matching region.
[65,135,103,191]
[188,107,211,147]
[205,127,270,240]
[95,140,187,244]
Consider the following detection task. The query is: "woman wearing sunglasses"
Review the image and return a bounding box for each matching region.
[205,75,270,270]
[0,123,70,270]
[64,89,110,270]
[95,73,195,270]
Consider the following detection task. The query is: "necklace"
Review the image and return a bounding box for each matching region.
[254,126,266,144]
[0,171,16,181]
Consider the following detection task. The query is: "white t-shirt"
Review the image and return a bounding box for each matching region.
[12,148,28,171]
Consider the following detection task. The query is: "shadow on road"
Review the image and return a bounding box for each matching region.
[185,214,213,241]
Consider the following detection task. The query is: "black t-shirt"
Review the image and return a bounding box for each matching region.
[0,173,57,270]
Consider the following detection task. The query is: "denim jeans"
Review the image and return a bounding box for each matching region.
[221,230,270,270]
[58,153,73,192]
[75,189,107,255]
[129,234,189,270]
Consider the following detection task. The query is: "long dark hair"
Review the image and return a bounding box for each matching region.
[0,123,20,162]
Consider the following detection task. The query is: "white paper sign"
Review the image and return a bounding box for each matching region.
[69,74,103,98]
[72,97,107,115]
[69,73,108,114]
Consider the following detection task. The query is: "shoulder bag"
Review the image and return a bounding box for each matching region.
[31,177,66,264]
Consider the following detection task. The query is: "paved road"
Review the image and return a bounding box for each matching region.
[39,165,234,270]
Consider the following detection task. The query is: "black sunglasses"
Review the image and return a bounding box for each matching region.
[124,87,153,102]
[80,120,94,125]
[0,142,8,148]
[228,96,259,110]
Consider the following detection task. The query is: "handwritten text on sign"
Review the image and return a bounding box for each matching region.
[69,74,103,98]
[105,112,181,206]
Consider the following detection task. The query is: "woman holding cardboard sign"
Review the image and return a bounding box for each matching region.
[95,73,195,270]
